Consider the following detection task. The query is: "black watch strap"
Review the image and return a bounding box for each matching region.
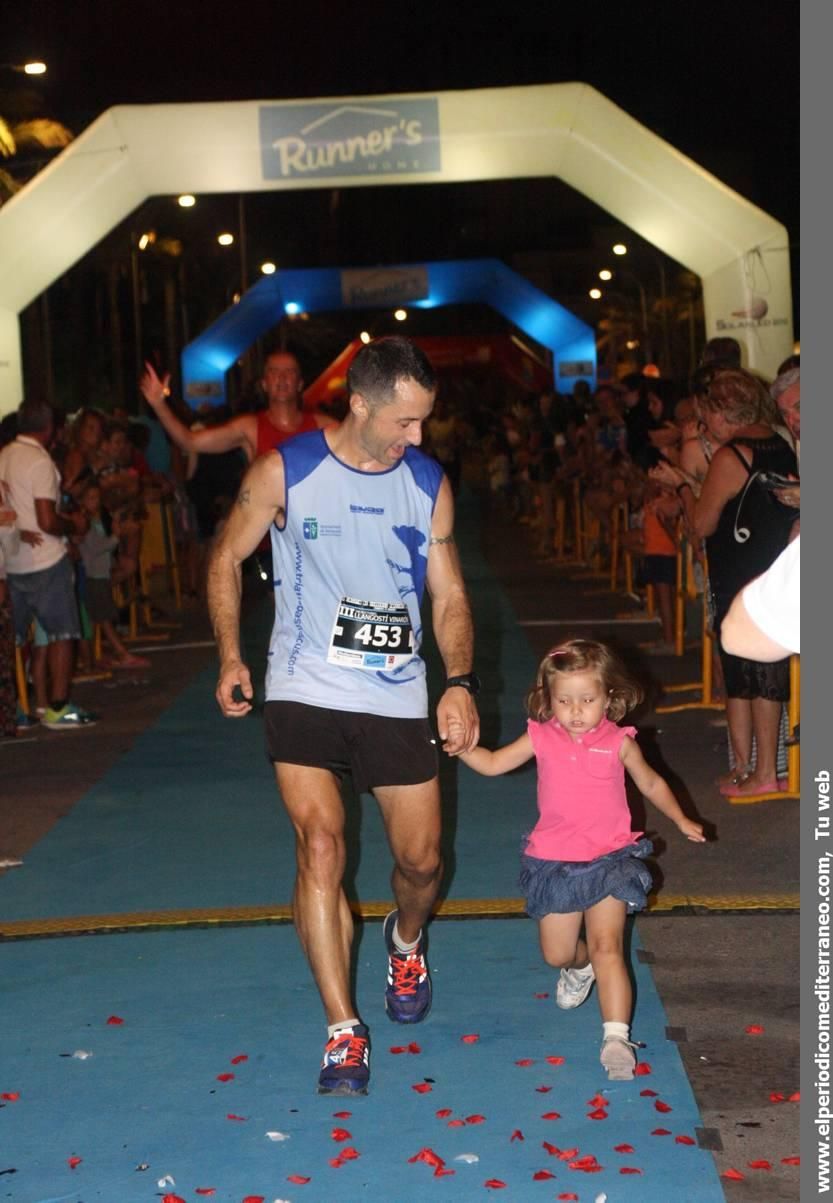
[445,672,481,696]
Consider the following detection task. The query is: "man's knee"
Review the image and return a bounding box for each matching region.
[394,843,442,888]
[296,825,346,883]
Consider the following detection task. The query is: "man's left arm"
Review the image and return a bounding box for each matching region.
[425,477,480,755]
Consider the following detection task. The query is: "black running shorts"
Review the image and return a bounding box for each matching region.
[263,701,439,795]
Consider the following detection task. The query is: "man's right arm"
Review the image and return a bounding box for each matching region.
[207,452,285,717]
[139,362,252,459]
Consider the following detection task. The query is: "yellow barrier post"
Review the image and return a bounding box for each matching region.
[14,646,29,715]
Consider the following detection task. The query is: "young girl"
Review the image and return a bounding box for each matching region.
[460,638,705,1080]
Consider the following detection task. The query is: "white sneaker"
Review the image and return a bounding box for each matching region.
[600,1034,638,1080]
[555,963,595,1009]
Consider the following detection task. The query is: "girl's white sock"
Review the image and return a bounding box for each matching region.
[602,1020,630,1042]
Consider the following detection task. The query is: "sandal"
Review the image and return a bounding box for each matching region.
[722,778,787,798]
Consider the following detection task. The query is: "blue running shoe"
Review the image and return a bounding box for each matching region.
[383,910,432,1024]
[317,1023,370,1095]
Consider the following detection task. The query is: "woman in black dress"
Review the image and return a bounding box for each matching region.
[654,369,798,798]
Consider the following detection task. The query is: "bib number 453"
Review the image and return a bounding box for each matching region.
[354,623,404,649]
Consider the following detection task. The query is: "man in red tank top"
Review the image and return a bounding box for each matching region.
[139,351,334,464]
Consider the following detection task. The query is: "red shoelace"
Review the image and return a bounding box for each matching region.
[390,950,424,997]
[327,1032,367,1067]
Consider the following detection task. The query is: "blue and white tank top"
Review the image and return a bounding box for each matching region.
[266,430,444,718]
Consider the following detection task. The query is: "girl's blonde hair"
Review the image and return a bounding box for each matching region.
[526,638,643,723]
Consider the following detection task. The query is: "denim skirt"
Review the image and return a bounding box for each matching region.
[519,836,654,918]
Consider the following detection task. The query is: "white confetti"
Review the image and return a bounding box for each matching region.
[453,1153,479,1164]
[266,1130,291,1141]
[594,1194,608,1203]
[157,1175,175,1187]
[72,1050,94,1060]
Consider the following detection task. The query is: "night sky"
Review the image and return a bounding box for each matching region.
[4,0,800,402]
[8,0,798,232]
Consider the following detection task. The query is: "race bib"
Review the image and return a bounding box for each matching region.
[327,596,414,671]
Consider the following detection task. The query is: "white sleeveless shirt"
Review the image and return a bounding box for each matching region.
[265,430,444,718]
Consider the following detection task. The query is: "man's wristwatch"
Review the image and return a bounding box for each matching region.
[445,672,481,696]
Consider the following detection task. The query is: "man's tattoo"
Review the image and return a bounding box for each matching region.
[430,533,455,545]
[237,488,250,507]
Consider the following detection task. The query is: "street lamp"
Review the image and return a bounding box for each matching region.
[0,61,47,74]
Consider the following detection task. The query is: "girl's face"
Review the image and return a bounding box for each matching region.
[81,486,101,517]
[550,669,608,738]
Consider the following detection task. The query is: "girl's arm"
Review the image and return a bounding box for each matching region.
[620,736,705,842]
[459,731,535,777]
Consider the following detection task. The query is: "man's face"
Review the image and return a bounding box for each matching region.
[777,382,800,440]
[262,354,303,407]
[355,377,435,468]
[107,431,130,465]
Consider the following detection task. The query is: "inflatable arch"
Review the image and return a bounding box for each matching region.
[0,82,793,414]
[181,259,597,407]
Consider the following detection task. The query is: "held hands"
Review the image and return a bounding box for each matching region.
[678,817,706,843]
[215,659,254,718]
[139,361,172,409]
[437,687,480,756]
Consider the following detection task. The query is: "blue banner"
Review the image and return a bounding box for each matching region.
[259,98,441,180]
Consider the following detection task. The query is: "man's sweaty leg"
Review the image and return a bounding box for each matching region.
[376,779,443,1022]
[276,763,356,1024]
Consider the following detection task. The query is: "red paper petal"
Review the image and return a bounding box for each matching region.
[447,1119,466,1127]
[409,1147,445,1168]
[68,1157,83,1169]
[541,1112,562,1121]
[329,1157,343,1168]
[639,1088,658,1097]
[435,1108,453,1118]
[587,1108,608,1120]
[782,1156,801,1165]
[546,1055,566,1066]
[106,1016,124,1026]
[557,1195,579,1201]
[287,1175,311,1184]
[542,1141,560,1155]
[0,1092,20,1101]
[534,992,549,999]
[558,1148,579,1160]
[461,1034,480,1043]
[675,1135,696,1146]
[434,1167,456,1177]
[747,1160,772,1170]
[162,1196,185,1203]
[533,1170,555,1180]
[614,1144,635,1153]
[769,1092,786,1103]
[634,1062,652,1075]
[722,1168,745,1180]
[242,1197,265,1203]
[510,1129,524,1142]
[620,1167,644,1175]
[465,1114,486,1124]
[745,1024,764,1035]
[339,1147,360,1161]
[390,1046,407,1054]
[216,1073,235,1082]
[408,1042,421,1054]
[412,1083,432,1093]
[569,1155,600,1169]
[587,1094,607,1108]
[536,1085,553,1093]
[789,1091,801,1102]
[231,1054,248,1064]
[333,1110,352,1118]
[654,1100,673,1113]
[651,1128,672,1136]
[515,1058,535,1067]
[195,1192,217,1197]
[226,1113,247,1121]
[331,1128,351,1142]
[484,1180,507,1189]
